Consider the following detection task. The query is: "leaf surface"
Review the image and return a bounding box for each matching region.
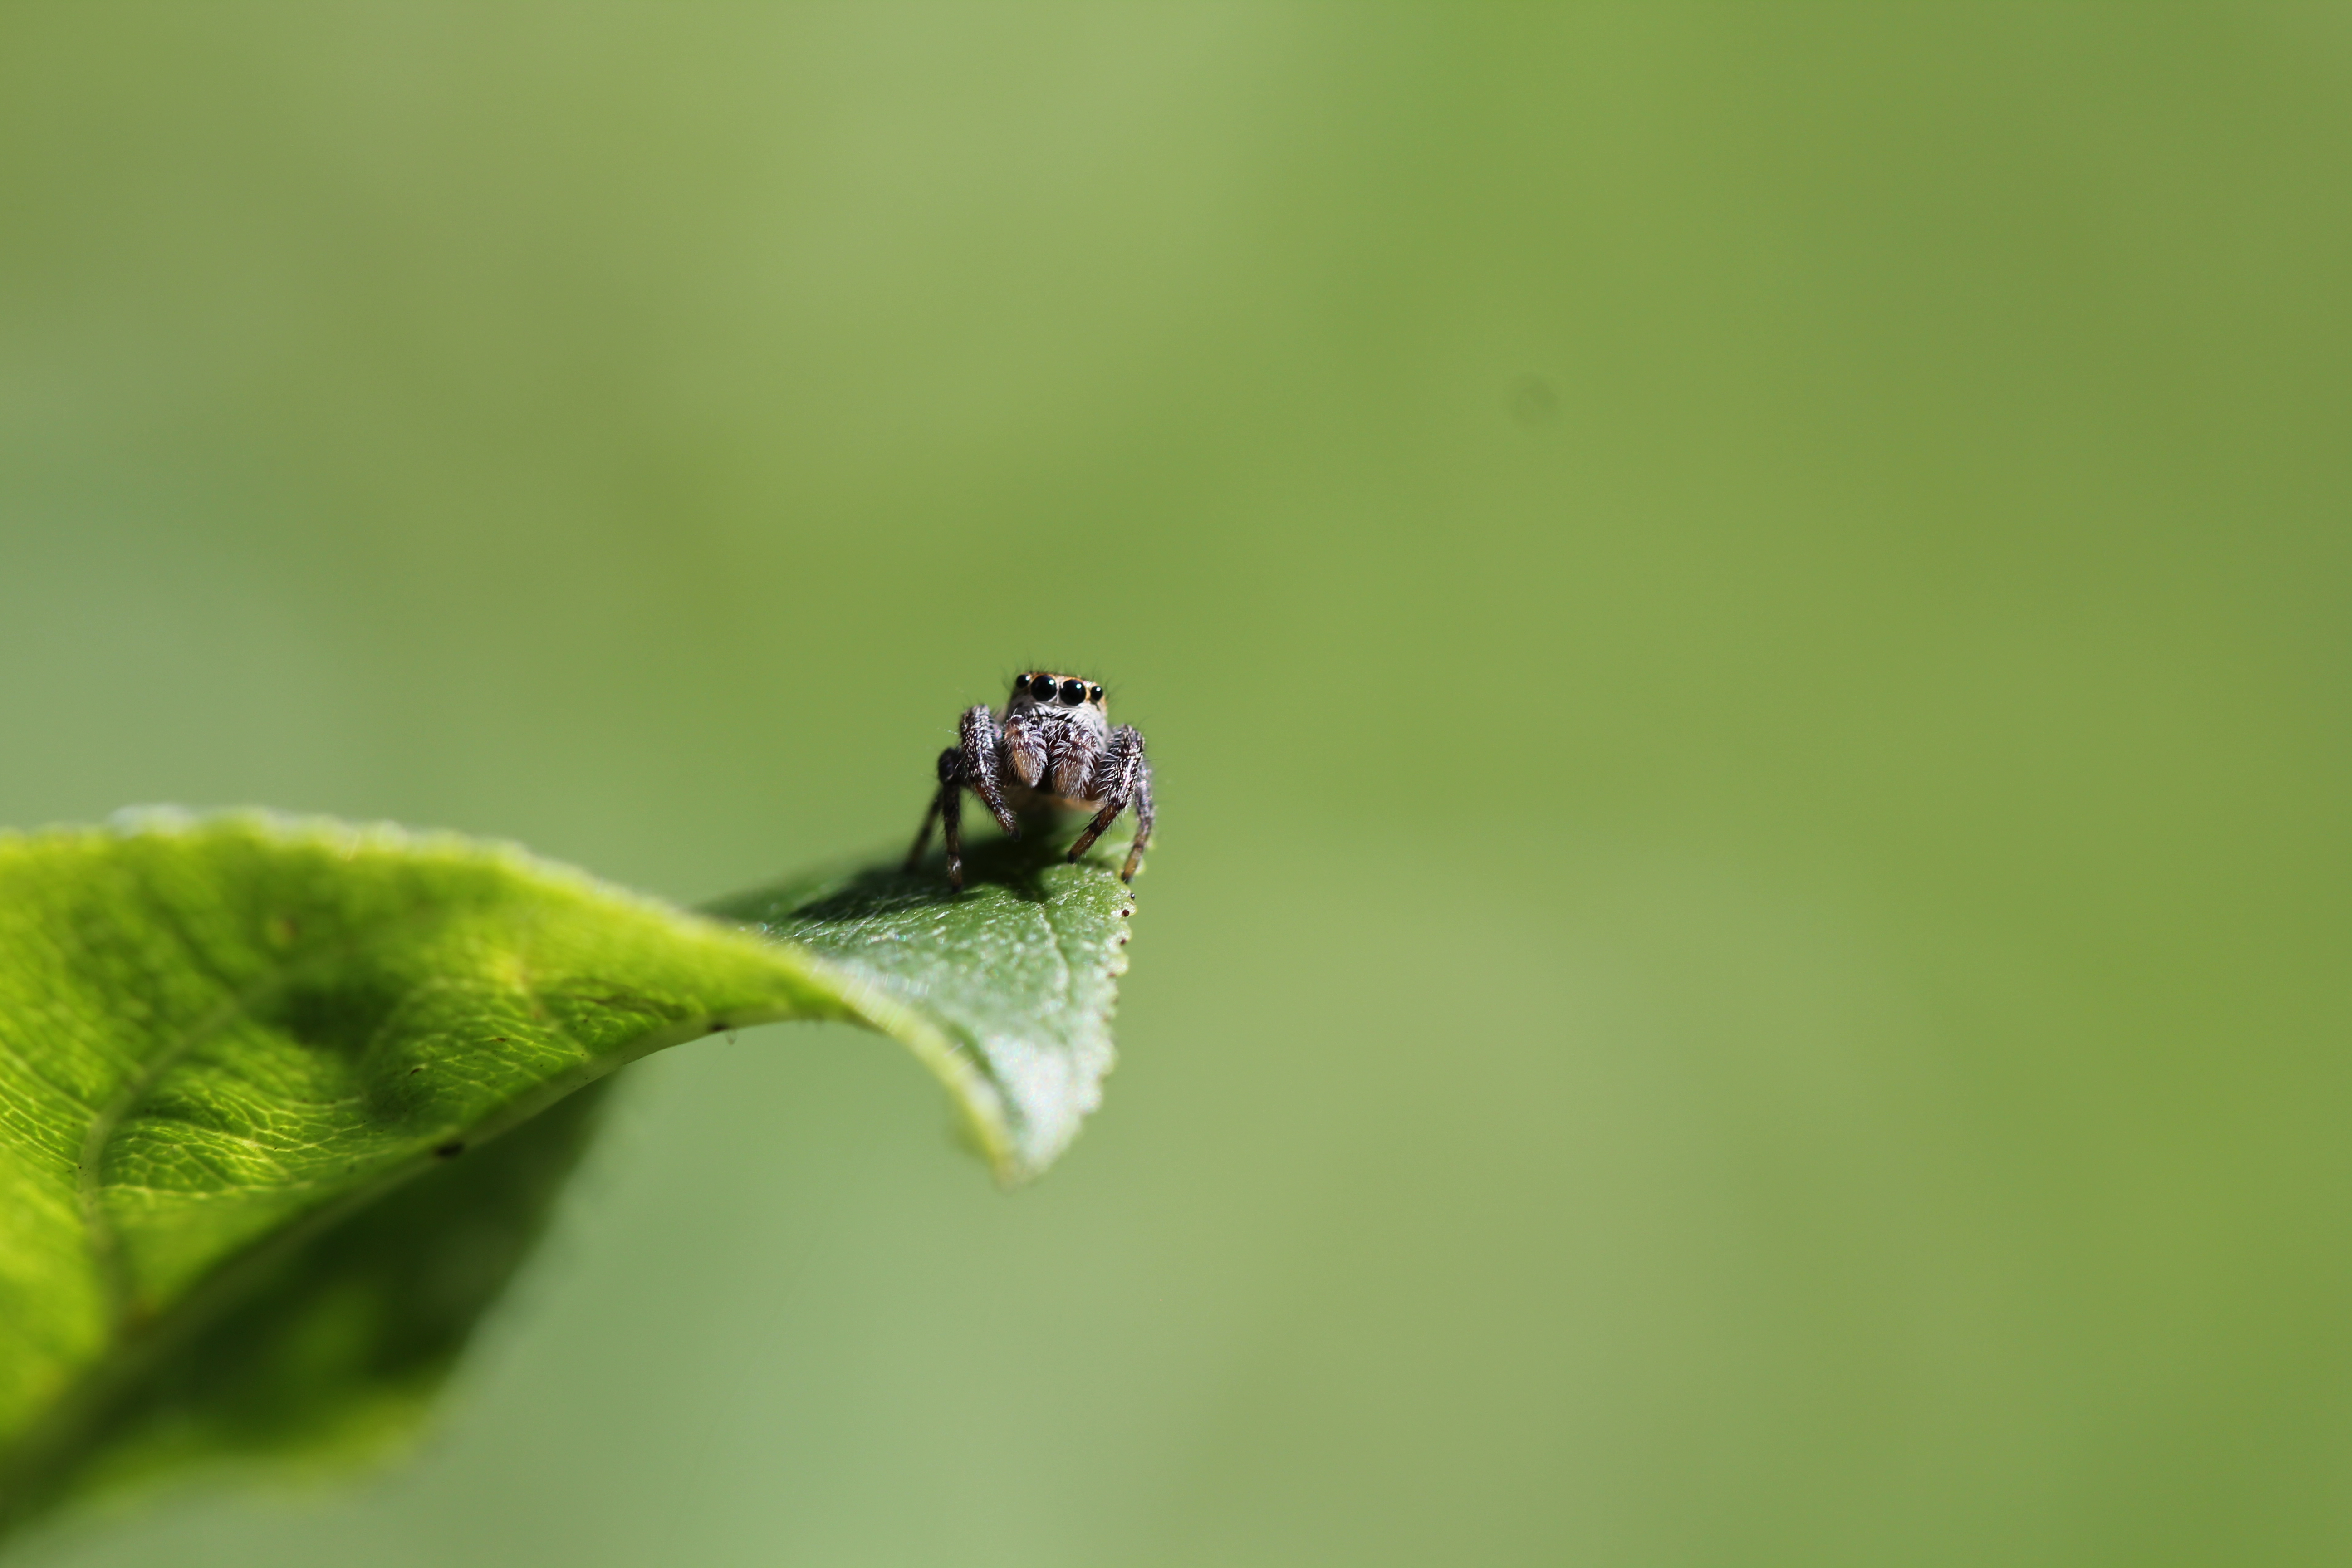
[707,824,1136,1177]
[0,811,1135,1527]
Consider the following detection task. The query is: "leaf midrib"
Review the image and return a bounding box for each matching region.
[73,896,494,1331]
[12,971,822,1509]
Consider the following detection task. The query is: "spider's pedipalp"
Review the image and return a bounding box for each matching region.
[1004,719,1048,789]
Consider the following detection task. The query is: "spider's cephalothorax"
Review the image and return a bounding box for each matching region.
[905,671,1154,891]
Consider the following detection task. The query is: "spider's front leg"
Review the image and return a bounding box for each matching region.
[906,706,1019,892]
[1068,724,1153,882]
[959,705,1020,836]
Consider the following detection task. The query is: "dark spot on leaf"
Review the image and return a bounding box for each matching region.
[434,1141,465,1159]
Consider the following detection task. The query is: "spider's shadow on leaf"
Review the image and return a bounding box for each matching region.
[814,829,1059,916]
[716,816,1123,930]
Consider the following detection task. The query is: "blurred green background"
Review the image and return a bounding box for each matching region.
[4,5,2347,1562]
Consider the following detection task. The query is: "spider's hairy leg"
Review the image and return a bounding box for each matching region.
[961,704,1020,836]
[941,767,967,891]
[904,746,957,873]
[1068,725,1151,878]
[1121,757,1154,883]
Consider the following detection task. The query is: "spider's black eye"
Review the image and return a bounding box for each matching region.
[1059,678,1086,705]
[1030,674,1058,701]
[1088,684,1102,702]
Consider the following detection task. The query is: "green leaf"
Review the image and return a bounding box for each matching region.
[706,824,1137,1179]
[0,810,1137,1530]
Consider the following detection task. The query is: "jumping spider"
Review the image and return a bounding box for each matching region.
[906,672,1154,892]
